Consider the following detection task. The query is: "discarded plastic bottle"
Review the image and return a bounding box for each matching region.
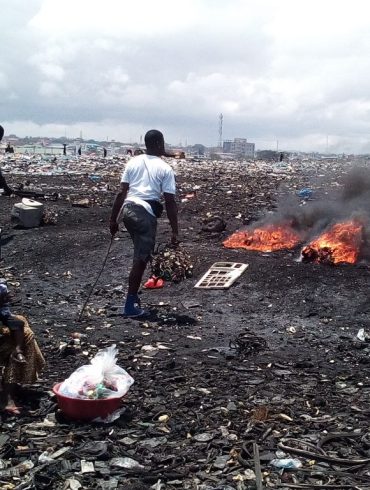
[270,458,302,469]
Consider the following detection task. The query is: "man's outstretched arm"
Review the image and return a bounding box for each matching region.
[110,182,129,235]
[164,192,179,245]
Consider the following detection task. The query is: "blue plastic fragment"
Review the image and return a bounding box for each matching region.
[297,188,313,199]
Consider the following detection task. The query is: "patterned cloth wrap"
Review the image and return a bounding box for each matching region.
[0,315,45,385]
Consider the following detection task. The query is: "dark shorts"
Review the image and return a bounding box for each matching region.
[122,203,157,262]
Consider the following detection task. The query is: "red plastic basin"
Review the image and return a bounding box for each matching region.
[53,382,124,421]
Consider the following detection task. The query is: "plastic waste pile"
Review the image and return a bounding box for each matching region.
[59,345,134,400]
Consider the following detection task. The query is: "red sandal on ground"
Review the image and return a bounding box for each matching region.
[144,276,164,289]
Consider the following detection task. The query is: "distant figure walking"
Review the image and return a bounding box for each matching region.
[78,147,82,156]
[0,126,13,196]
[5,143,14,154]
[103,147,107,158]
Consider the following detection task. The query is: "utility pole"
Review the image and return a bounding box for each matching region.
[218,113,223,149]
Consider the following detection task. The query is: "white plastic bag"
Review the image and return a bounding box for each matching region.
[59,344,134,399]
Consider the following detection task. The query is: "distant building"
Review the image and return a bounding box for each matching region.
[222,140,233,153]
[16,144,64,155]
[223,138,255,158]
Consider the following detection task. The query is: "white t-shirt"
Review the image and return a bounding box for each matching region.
[121,154,176,217]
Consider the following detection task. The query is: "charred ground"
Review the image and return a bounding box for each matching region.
[1,159,370,489]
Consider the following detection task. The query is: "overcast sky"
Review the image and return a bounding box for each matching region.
[2,0,370,152]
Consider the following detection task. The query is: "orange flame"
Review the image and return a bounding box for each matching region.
[301,220,363,265]
[223,223,301,252]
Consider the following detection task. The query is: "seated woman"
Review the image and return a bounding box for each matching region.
[0,284,45,414]
[0,281,27,363]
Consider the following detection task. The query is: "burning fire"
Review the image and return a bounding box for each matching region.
[301,220,363,265]
[223,223,301,252]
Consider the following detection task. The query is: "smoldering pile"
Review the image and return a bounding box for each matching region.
[224,166,370,265]
[151,245,193,283]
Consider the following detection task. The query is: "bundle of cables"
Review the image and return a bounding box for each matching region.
[150,244,193,284]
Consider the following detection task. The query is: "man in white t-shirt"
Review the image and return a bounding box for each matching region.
[110,129,178,317]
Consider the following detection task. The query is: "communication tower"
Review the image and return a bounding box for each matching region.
[218,113,223,148]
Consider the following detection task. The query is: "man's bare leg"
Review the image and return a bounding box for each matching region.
[0,382,21,415]
[128,259,147,294]
[124,259,148,317]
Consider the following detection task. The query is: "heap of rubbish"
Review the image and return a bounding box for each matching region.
[1,153,370,489]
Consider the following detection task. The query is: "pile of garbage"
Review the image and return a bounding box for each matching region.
[151,245,193,283]
[2,154,370,489]
[41,208,58,225]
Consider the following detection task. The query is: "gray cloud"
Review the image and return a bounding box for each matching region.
[2,0,370,152]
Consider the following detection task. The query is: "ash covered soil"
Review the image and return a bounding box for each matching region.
[1,159,370,489]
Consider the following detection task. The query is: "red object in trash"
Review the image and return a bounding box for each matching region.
[144,276,164,289]
[53,383,124,421]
